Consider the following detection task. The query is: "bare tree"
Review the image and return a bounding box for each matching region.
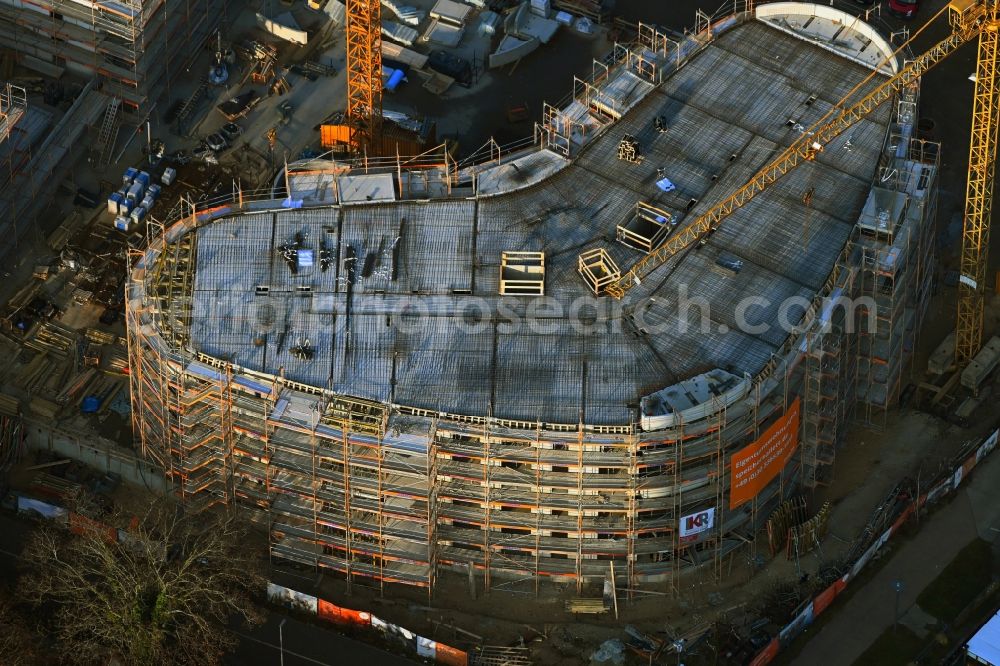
[0,590,39,666]
[18,500,265,666]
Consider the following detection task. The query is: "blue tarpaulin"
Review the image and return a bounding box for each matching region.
[656,177,676,193]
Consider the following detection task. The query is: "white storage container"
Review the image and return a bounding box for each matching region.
[126,182,144,202]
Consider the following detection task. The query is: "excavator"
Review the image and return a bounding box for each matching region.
[601,0,997,369]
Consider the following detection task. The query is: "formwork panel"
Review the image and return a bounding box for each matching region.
[392,321,493,415]
[494,324,585,425]
[329,313,394,402]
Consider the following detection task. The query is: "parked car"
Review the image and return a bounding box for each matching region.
[888,0,918,18]
[221,122,242,141]
[205,132,228,152]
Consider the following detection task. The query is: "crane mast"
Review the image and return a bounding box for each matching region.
[956,1,1000,365]
[345,0,383,153]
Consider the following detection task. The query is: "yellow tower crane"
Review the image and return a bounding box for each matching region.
[956,0,999,364]
[603,0,997,367]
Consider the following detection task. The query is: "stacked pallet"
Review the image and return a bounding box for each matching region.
[552,0,608,22]
[16,353,56,393]
[85,328,116,346]
[0,393,19,417]
[31,472,82,500]
[24,321,76,359]
[565,598,608,614]
[57,367,97,403]
[28,396,60,419]
[103,346,129,375]
[72,288,93,305]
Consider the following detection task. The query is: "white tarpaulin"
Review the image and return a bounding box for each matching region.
[417,637,436,659]
[266,583,318,614]
[17,496,68,521]
[256,13,309,45]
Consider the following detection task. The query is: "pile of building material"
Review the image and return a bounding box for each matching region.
[489,1,560,68]
[109,167,163,232]
[256,12,309,45]
[383,41,429,69]
[238,41,279,85]
[30,471,82,500]
[478,11,501,35]
[0,393,19,417]
[422,0,469,47]
[383,20,419,46]
[24,321,75,360]
[382,0,425,26]
[552,0,609,22]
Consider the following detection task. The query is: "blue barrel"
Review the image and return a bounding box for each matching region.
[386,68,406,92]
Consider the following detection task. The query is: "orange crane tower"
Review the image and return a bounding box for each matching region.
[345,0,383,153]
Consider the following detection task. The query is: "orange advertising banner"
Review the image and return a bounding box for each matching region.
[434,643,469,666]
[317,598,371,627]
[730,398,801,509]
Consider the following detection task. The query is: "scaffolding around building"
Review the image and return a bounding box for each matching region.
[124,4,932,597]
[0,0,227,113]
[0,83,25,145]
[127,207,814,593]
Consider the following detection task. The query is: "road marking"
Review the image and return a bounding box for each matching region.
[230,629,335,666]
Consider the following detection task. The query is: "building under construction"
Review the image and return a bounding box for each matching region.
[0,80,108,263]
[126,3,938,594]
[0,0,226,113]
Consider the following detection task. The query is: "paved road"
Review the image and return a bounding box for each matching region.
[0,513,417,666]
[792,439,1000,665]
[226,614,418,666]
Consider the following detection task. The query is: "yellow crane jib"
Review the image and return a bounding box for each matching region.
[606,1,996,310]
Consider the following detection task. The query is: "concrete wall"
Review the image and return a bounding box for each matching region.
[755,2,898,74]
[22,419,168,494]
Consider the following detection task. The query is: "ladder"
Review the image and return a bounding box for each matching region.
[96,97,121,165]
[175,81,208,137]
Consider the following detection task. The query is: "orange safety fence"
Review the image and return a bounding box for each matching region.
[68,512,117,544]
[746,425,999,666]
